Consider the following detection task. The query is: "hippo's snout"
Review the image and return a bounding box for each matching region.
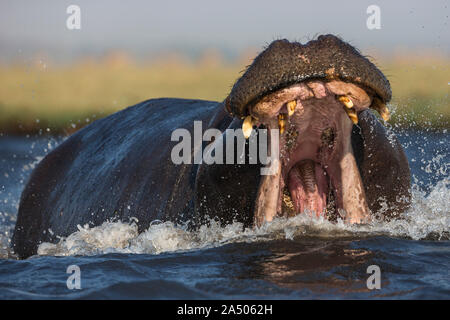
[225,34,391,119]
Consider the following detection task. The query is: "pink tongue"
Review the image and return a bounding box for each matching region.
[288,160,328,217]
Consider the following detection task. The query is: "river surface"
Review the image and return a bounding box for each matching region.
[0,128,448,299]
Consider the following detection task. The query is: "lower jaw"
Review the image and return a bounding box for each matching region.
[249,80,375,226]
[253,132,370,226]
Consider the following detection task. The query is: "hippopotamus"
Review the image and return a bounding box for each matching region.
[12,35,411,259]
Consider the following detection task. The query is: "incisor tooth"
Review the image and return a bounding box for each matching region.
[242,116,254,139]
[278,114,286,134]
[344,108,358,124]
[287,100,297,116]
[338,96,354,109]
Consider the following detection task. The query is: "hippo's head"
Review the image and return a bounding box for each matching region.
[214,34,401,226]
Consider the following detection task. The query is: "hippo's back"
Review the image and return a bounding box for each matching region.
[12,98,221,258]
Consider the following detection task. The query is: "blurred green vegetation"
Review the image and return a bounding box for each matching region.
[0,51,448,135]
[381,55,449,129]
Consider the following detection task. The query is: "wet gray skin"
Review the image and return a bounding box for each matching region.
[12,35,410,259]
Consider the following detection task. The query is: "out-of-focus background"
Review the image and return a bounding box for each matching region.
[0,0,448,134]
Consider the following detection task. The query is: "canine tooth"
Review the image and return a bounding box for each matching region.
[379,105,390,121]
[344,108,358,124]
[278,114,286,134]
[372,98,390,121]
[242,116,254,139]
[287,100,297,116]
[338,96,354,109]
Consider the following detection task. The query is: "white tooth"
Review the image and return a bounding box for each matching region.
[287,100,297,116]
[338,96,354,109]
[253,158,282,227]
[379,105,390,121]
[372,98,390,121]
[278,114,286,134]
[242,116,254,139]
[374,101,391,121]
[344,107,358,124]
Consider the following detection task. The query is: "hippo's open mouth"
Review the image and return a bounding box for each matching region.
[224,35,393,226]
[248,80,384,225]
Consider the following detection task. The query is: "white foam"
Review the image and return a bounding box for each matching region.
[0,211,15,259]
[36,177,450,257]
[1,132,448,259]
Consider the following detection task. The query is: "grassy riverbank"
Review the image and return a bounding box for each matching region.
[0,52,448,135]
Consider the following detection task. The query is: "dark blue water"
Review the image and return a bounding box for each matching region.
[0,129,449,299]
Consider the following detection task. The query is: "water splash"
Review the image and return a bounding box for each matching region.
[35,176,449,257]
[0,136,61,259]
[0,211,16,259]
[0,120,448,259]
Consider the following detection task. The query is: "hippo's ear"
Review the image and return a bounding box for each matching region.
[351,110,411,219]
[194,119,261,227]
